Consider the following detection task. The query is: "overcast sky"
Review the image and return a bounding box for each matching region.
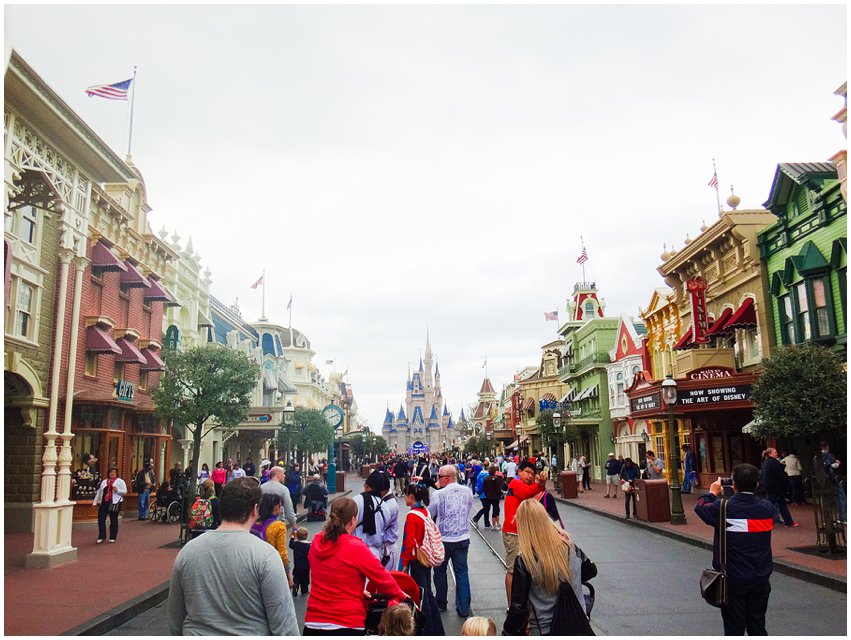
[7,4,846,431]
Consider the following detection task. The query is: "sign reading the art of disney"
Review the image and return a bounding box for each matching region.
[630,392,661,413]
[677,385,751,406]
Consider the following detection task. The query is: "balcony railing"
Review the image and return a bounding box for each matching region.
[569,352,610,373]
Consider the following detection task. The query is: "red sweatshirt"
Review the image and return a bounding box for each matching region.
[400,506,428,567]
[306,532,406,629]
[503,477,545,535]
[211,467,227,484]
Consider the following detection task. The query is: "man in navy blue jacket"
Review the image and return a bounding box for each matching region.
[694,463,775,636]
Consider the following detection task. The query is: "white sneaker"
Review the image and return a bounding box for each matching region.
[96,539,104,544]
[108,539,116,543]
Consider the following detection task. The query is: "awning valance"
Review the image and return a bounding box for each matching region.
[115,336,147,364]
[559,390,571,403]
[143,277,177,306]
[524,397,535,410]
[262,368,278,391]
[140,346,166,371]
[506,439,519,449]
[86,325,121,354]
[540,393,556,402]
[673,327,697,350]
[724,297,757,331]
[120,260,151,288]
[707,307,735,339]
[91,242,127,273]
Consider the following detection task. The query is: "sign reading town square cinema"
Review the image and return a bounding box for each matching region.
[677,384,751,406]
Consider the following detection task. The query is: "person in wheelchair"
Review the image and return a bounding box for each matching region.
[302,474,329,519]
[153,481,182,523]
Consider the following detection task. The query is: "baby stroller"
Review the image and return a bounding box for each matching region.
[364,570,423,635]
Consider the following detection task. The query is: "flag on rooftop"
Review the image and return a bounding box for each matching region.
[577,247,588,265]
[544,310,559,321]
[708,172,719,189]
[286,294,293,310]
[250,275,264,289]
[85,77,133,100]
[325,359,334,365]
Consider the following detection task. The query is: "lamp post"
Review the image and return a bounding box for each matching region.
[282,400,295,466]
[662,374,686,525]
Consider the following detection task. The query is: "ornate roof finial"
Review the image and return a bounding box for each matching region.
[660,243,671,261]
[726,185,740,210]
[684,233,692,245]
[700,219,709,233]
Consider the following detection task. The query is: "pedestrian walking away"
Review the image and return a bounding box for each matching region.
[93,466,127,543]
[354,471,393,566]
[429,464,475,618]
[167,477,299,635]
[290,527,312,597]
[260,465,298,534]
[780,450,805,505]
[760,448,798,527]
[681,444,696,494]
[694,464,776,636]
[250,493,295,589]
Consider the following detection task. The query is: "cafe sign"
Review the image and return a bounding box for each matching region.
[630,392,661,413]
[114,379,135,402]
[678,384,751,406]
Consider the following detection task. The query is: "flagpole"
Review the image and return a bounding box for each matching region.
[580,236,586,282]
[126,66,137,158]
[261,269,266,320]
[713,158,722,214]
[288,293,292,329]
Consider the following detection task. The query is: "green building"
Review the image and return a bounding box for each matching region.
[557,283,618,481]
[758,163,847,359]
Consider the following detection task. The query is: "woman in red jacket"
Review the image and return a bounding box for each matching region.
[400,483,445,635]
[305,497,407,635]
[210,461,227,496]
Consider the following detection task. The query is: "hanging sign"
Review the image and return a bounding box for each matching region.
[687,276,710,344]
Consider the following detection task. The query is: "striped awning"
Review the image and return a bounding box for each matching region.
[540,393,556,402]
[524,397,535,410]
[86,325,121,354]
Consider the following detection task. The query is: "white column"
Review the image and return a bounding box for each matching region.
[27,250,75,568]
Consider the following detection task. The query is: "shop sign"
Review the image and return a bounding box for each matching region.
[114,379,135,402]
[687,276,710,344]
[245,413,272,423]
[688,366,735,380]
[678,385,751,406]
[630,392,661,413]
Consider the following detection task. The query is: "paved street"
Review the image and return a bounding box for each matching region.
[110,492,846,636]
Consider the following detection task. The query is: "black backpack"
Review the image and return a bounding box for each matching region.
[133,470,147,493]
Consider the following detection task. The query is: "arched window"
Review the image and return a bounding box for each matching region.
[164,325,180,350]
[615,372,625,405]
[261,333,275,356]
[584,301,595,318]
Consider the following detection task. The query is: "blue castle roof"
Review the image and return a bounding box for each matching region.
[412,406,425,425]
[397,405,408,423]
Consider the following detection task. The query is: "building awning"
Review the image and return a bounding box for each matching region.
[706,307,735,339]
[198,309,214,327]
[741,418,763,435]
[540,392,556,402]
[91,242,127,273]
[724,297,757,331]
[120,260,151,288]
[559,390,572,403]
[262,368,278,391]
[277,371,298,394]
[115,336,147,364]
[143,277,178,306]
[524,397,535,410]
[86,325,121,354]
[140,346,166,371]
[673,326,698,350]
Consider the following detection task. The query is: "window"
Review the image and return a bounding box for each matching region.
[139,370,148,390]
[795,283,811,341]
[20,207,37,245]
[615,372,625,406]
[85,352,98,377]
[14,281,34,339]
[779,295,794,344]
[584,301,594,318]
[114,362,125,383]
[811,278,830,337]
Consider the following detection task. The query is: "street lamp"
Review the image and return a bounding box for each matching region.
[282,400,295,466]
[662,374,686,525]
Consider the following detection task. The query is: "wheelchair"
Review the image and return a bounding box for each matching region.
[148,491,183,523]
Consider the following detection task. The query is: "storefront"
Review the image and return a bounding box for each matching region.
[627,367,764,487]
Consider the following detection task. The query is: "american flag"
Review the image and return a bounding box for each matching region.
[544,310,559,321]
[85,78,133,100]
[708,172,719,189]
[577,247,588,265]
[250,275,264,289]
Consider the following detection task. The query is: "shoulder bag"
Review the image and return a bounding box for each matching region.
[699,498,728,607]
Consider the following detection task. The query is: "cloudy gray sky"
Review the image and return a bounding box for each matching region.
[7,4,846,430]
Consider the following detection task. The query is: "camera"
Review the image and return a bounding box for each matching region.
[720,477,734,497]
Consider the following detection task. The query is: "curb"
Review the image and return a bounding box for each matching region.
[64,489,353,636]
[554,496,847,593]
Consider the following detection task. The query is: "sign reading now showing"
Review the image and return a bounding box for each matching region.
[631,393,661,413]
[677,385,751,406]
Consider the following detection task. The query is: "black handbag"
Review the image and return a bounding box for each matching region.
[699,498,728,607]
[108,499,122,514]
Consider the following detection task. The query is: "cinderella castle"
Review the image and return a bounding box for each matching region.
[382,332,456,454]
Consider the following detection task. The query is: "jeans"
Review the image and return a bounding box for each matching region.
[582,473,591,490]
[624,490,637,516]
[838,479,846,523]
[138,489,150,519]
[789,476,805,504]
[681,471,693,493]
[473,498,494,525]
[720,580,770,635]
[434,539,471,616]
[765,493,794,526]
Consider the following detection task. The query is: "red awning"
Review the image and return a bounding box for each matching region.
[120,261,151,288]
[706,307,735,339]
[143,278,176,305]
[673,326,697,350]
[85,325,121,354]
[115,336,147,364]
[540,393,556,402]
[524,397,535,410]
[91,242,127,273]
[140,347,166,371]
[724,297,757,330]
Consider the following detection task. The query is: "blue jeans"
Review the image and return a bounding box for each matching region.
[138,489,150,519]
[433,539,471,616]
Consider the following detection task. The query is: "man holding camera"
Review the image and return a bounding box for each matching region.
[694,463,776,636]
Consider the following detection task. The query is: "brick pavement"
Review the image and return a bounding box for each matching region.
[3,475,356,636]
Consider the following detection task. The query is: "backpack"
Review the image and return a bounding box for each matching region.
[132,469,147,493]
[188,497,213,530]
[408,509,445,567]
[250,516,277,541]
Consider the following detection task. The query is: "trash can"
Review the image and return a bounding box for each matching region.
[560,470,578,499]
[635,479,671,522]
[336,471,345,492]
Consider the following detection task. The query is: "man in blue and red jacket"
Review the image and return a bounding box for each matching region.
[694,463,775,636]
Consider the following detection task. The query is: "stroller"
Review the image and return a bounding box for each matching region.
[364,570,423,635]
